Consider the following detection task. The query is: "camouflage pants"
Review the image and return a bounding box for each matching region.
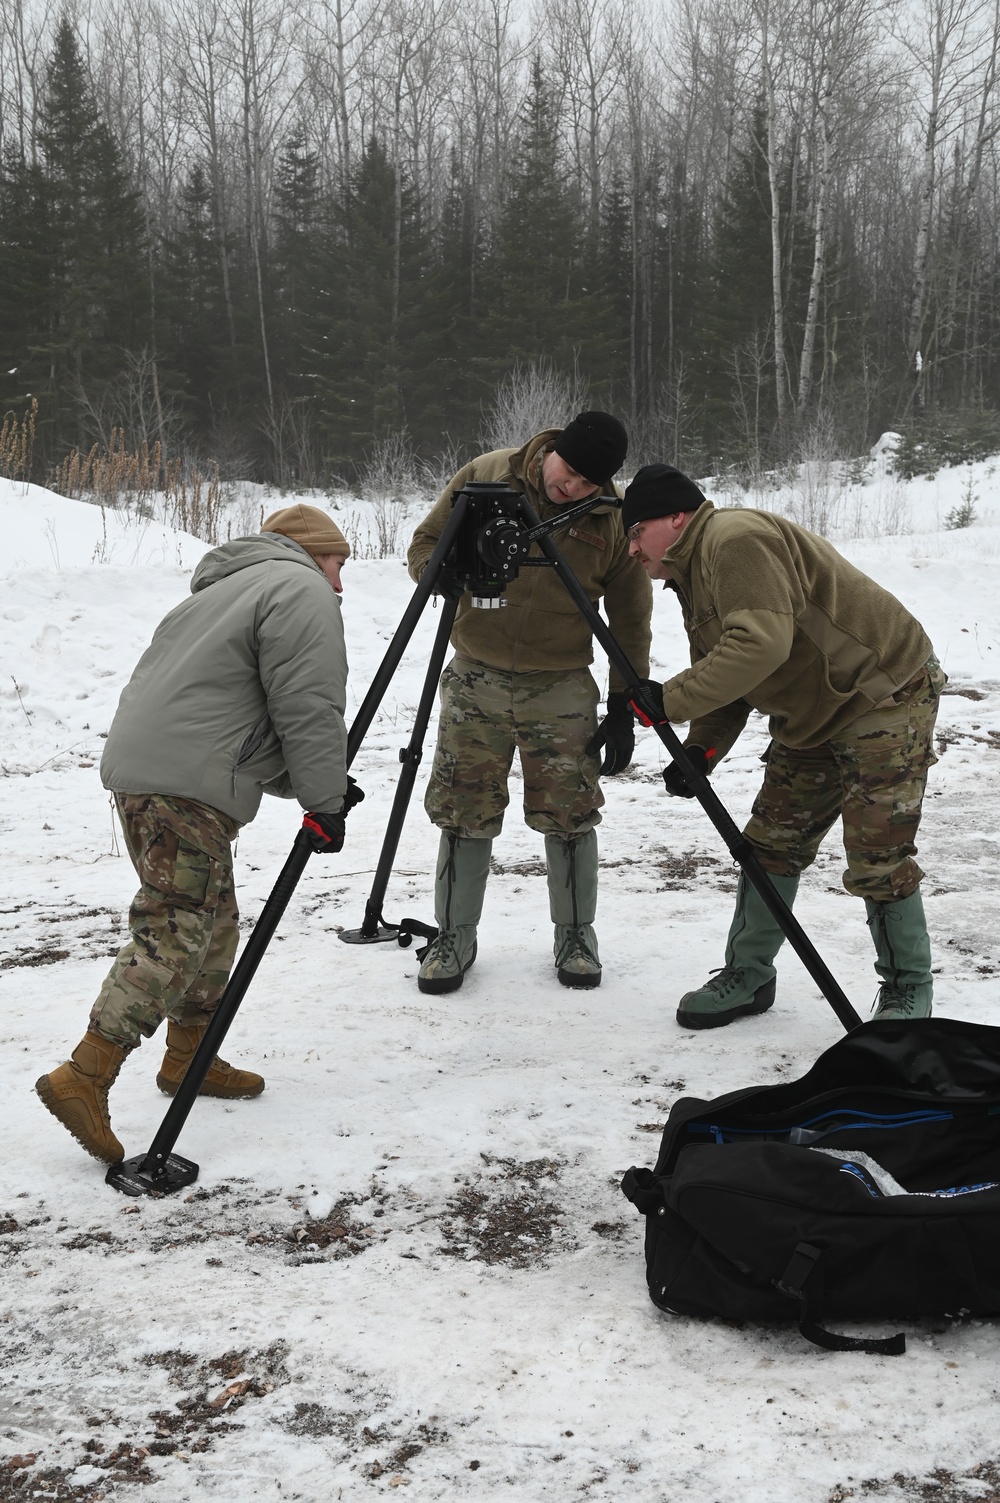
[744,658,945,901]
[424,654,604,838]
[90,793,241,1048]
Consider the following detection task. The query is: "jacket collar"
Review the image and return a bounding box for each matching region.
[512,429,621,517]
[510,429,559,504]
[662,499,716,592]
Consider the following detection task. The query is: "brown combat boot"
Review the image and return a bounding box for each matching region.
[156,1021,265,1099]
[35,1031,133,1164]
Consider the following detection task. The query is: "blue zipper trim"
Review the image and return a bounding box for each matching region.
[689,1108,954,1145]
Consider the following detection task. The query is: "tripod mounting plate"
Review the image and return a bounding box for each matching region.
[338,924,400,944]
[106,1152,200,1197]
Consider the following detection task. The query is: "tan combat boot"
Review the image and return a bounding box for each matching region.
[156,1021,265,1099]
[35,1031,133,1164]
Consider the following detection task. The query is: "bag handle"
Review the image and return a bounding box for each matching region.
[774,1242,906,1356]
[620,1166,662,1215]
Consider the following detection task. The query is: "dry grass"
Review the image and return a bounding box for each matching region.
[52,428,164,511]
[0,398,36,482]
[51,430,225,544]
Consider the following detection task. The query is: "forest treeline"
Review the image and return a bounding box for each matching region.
[3,0,1000,487]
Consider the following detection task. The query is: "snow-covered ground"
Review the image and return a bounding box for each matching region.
[3,455,1000,1502]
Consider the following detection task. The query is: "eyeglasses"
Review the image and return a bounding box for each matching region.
[626,522,645,543]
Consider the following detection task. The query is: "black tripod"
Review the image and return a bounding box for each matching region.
[107,483,861,1197]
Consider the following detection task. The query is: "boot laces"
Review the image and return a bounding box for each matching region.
[422,930,463,974]
[556,926,598,969]
[705,966,748,999]
[873,983,916,1018]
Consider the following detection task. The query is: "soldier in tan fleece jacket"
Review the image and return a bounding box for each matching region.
[622,463,944,1030]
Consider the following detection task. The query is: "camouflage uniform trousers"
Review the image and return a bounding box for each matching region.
[743,657,946,902]
[424,654,604,839]
[89,793,241,1048]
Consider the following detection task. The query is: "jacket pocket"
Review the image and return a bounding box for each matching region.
[235,713,272,768]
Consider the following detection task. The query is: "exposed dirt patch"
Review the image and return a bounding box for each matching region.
[283,1401,352,1439]
[362,1421,451,1480]
[0,903,125,971]
[282,1198,375,1260]
[827,1459,1000,1501]
[591,1220,629,1241]
[490,857,547,877]
[439,1158,567,1267]
[654,850,732,889]
[0,947,71,969]
[141,1341,288,1456]
[62,1231,127,1253]
[1,1444,155,1500]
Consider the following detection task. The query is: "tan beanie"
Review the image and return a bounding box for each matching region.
[261,503,351,560]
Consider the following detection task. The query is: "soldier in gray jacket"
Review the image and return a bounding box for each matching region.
[36,504,359,1166]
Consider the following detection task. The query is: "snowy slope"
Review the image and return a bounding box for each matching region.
[2,465,1000,1503]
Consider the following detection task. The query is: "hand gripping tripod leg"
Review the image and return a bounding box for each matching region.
[106,499,475,1195]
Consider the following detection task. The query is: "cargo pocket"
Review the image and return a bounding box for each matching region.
[430,747,457,789]
[172,838,213,907]
[142,827,212,909]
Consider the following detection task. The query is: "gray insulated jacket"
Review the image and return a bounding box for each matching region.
[100,533,349,825]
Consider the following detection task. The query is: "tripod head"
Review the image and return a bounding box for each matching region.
[447,481,619,608]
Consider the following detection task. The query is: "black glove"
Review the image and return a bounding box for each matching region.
[662,745,713,798]
[627,679,665,727]
[342,776,365,815]
[302,810,346,853]
[586,692,635,774]
[433,565,466,600]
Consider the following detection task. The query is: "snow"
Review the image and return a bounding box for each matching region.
[2,457,1000,1501]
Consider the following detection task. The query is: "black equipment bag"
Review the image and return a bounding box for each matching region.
[621,1019,1000,1355]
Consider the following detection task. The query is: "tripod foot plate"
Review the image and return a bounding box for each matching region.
[339,925,400,944]
[106,1153,200,1197]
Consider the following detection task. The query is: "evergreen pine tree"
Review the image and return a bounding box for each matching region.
[0,151,54,428]
[484,57,598,380]
[693,100,812,465]
[693,103,780,462]
[594,171,635,410]
[36,17,146,448]
[160,164,237,424]
[272,122,325,399]
[408,155,483,454]
[313,137,434,473]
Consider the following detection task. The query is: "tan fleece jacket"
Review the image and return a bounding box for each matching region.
[660,502,934,758]
[407,430,652,689]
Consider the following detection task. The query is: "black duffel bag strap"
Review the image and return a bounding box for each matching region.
[774,1242,906,1357]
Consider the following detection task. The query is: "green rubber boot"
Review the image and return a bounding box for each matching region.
[677,872,800,1029]
[545,830,602,989]
[417,832,492,995]
[865,890,934,1020]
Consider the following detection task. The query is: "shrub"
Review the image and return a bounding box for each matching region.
[892,409,1000,479]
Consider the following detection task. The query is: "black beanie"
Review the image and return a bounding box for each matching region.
[552,410,628,485]
[621,464,707,529]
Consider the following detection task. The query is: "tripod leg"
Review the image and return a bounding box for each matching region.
[106,829,315,1194]
[520,496,862,1034]
[346,497,469,759]
[340,597,459,942]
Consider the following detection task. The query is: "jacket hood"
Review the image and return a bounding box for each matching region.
[190,532,321,594]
